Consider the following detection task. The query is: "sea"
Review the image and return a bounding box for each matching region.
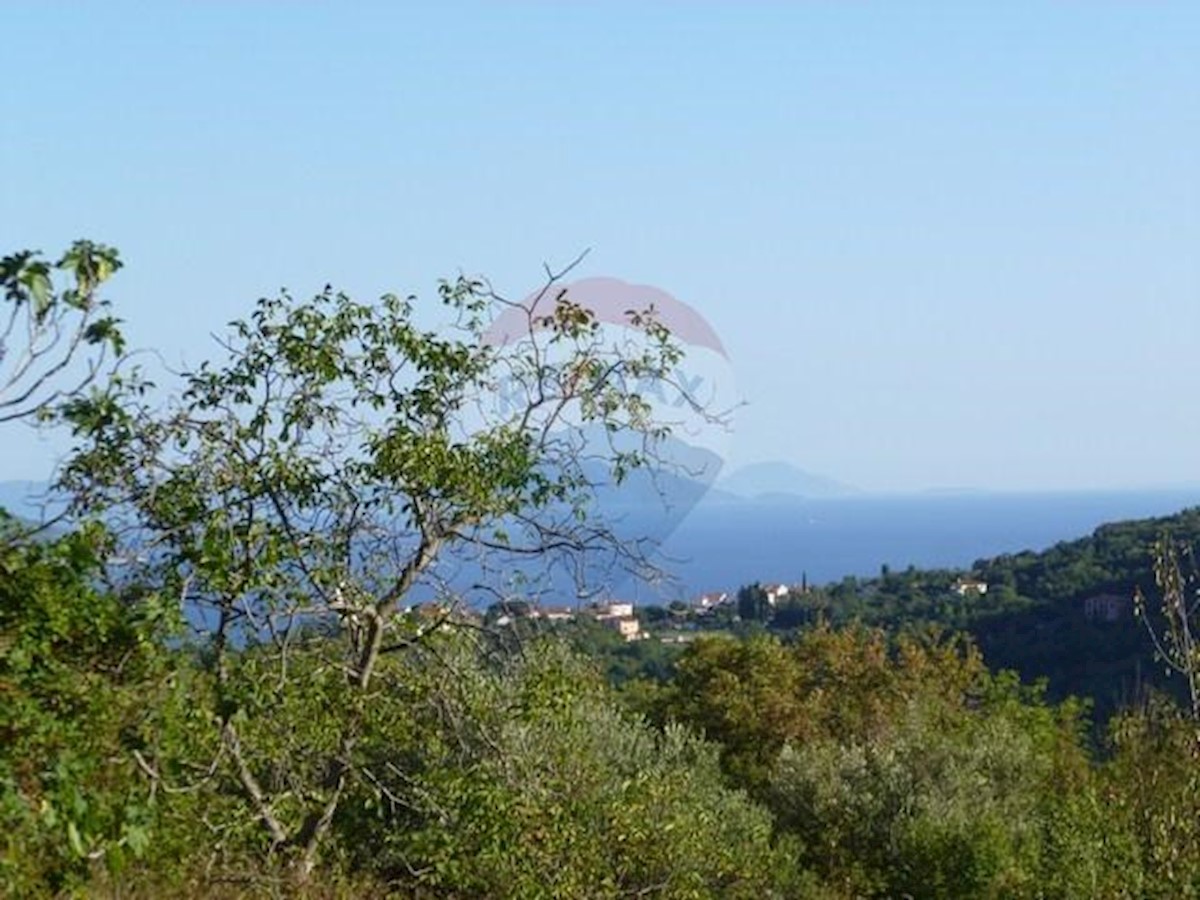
[6,478,1199,612]
[629,488,1200,604]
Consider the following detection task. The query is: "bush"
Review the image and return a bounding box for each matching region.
[342,638,804,898]
[1,526,171,895]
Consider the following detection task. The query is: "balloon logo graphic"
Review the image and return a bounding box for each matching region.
[482,276,737,600]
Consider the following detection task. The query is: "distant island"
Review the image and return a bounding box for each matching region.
[715,460,859,499]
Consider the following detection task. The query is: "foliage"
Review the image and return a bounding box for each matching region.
[565,615,684,687]
[0,241,125,427]
[658,624,986,792]
[1100,696,1200,898]
[1135,536,1200,725]
[0,524,171,895]
[56,266,702,878]
[337,638,803,898]
[659,625,1114,898]
[736,582,771,622]
[11,241,1200,897]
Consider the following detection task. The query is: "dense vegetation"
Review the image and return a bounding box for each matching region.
[715,509,1200,723]
[9,537,1200,897]
[5,244,1200,897]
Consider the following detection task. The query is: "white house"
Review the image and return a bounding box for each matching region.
[952,578,989,597]
[695,591,729,610]
[595,601,634,619]
[762,583,790,607]
[606,616,642,641]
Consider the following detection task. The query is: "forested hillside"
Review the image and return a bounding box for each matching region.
[724,507,1200,720]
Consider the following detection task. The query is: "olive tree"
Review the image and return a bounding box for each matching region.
[339,637,798,898]
[61,264,704,877]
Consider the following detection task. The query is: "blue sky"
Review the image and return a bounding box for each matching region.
[4,2,1198,491]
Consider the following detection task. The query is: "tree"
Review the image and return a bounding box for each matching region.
[0,244,170,895]
[340,637,800,898]
[0,242,126,537]
[1103,695,1200,897]
[660,625,1101,898]
[0,524,172,895]
[1136,535,1200,730]
[737,582,771,622]
[0,242,125,426]
[61,264,707,878]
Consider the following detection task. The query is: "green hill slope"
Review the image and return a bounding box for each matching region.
[787,506,1200,720]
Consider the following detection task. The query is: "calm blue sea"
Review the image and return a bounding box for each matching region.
[631,489,1200,603]
[8,478,1196,613]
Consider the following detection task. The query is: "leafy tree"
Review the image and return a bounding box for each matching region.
[341,637,804,898]
[0,243,164,896]
[1102,695,1200,897]
[736,582,771,622]
[0,241,125,427]
[769,671,1101,898]
[60,267,704,878]
[660,625,986,791]
[660,625,1103,898]
[0,522,173,895]
[660,632,804,790]
[0,242,127,540]
[1136,535,1200,729]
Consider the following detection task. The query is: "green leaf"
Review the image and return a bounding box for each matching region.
[122,823,150,856]
[67,820,85,858]
[84,317,126,355]
[22,268,53,319]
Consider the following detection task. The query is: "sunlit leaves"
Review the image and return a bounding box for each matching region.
[0,241,126,429]
[53,262,694,879]
[0,527,171,894]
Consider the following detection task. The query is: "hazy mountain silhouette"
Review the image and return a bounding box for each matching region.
[716,462,859,500]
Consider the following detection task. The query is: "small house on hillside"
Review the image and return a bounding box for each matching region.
[762,583,790,607]
[1083,593,1132,623]
[588,600,642,641]
[594,601,634,620]
[606,616,642,641]
[485,599,537,626]
[695,591,729,611]
[952,577,989,597]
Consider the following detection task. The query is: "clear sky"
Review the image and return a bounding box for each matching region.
[3,2,1198,492]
